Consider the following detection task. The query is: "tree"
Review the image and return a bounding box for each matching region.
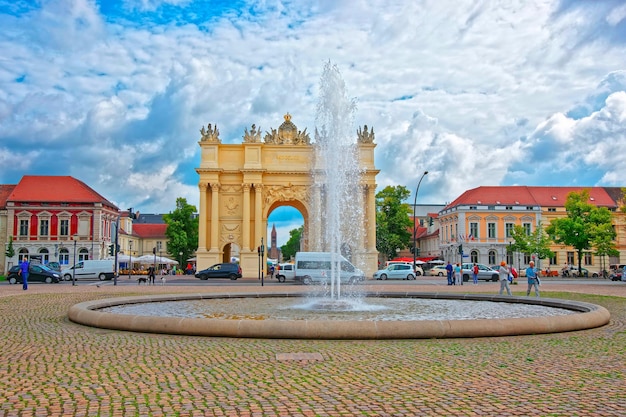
[546,190,615,276]
[5,236,15,259]
[375,185,413,259]
[163,198,199,267]
[509,224,553,267]
[280,226,303,261]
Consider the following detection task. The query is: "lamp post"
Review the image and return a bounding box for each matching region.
[128,241,133,279]
[179,252,183,274]
[72,235,77,286]
[412,171,428,274]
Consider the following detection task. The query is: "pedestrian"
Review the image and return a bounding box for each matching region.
[270,264,275,278]
[19,257,30,290]
[445,261,453,285]
[526,261,540,297]
[147,265,156,285]
[498,261,512,295]
[472,263,479,285]
[454,263,462,286]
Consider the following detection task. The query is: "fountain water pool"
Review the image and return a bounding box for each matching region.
[68,292,610,339]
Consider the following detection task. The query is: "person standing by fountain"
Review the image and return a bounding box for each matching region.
[525,261,540,297]
[19,257,30,291]
[498,261,512,295]
[446,261,453,285]
[454,263,462,286]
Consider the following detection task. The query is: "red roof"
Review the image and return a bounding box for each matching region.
[8,176,117,208]
[445,186,617,209]
[0,185,16,208]
[132,224,167,238]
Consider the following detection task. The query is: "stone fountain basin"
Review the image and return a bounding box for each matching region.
[68,292,610,340]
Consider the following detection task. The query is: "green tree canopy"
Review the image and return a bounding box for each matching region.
[163,197,199,266]
[509,223,553,265]
[375,185,413,259]
[280,226,303,261]
[546,190,615,274]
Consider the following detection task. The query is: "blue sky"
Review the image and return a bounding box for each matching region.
[1,0,625,246]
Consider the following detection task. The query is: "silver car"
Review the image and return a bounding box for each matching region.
[373,263,416,280]
[461,263,500,282]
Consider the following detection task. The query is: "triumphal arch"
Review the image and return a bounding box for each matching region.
[195,114,379,277]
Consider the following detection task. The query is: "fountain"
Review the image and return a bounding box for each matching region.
[309,61,364,300]
[67,63,610,339]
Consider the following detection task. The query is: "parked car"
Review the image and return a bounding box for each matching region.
[429,265,448,276]
[45,261,61,272]
[275,263,296,283]
[7,264,61,284]
[609,269,623,281]
[461,263,499,282]
[561,266,598,278]
[195,263,242,280]
[373,263,416,280]
[385,261,424,276]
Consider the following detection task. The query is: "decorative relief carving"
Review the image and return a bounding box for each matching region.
[225,197,239,215]
[264,184,309,208]
[220,224,240,245]
[357,125,375,143]
[221,185,242,193]
[243,124,262,143]
[264,113,311,145]
[200,124,221,143]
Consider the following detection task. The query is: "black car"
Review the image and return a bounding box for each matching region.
[7,264,61,284]
[195,263,242,280]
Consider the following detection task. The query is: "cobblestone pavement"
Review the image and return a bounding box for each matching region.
[1,279,625,416]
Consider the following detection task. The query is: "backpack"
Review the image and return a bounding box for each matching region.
[511,267,518,278]
[473,265,479,274]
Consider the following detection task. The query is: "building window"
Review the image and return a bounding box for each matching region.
[470,250,478,263]
[488,250,497,265]
[39,219,49,237]
[469,223,478,239]
[506,252,513,266]
[526,206,534,210]
[79,248,89,262]
[488,223,496,238]
[548,208,556,212]
[487,205,495,210]
[60,219,69,236]
[59,248,70,265]
[469,206,477,210]
[39,248,50,264]
[505,223,514,237]
[584,252,592,266]
[550,254,557,265]
[505,206,513,210]
[524,254,531,265]
[19,220,29,236]
[567,252,575,265]
[523,223,531,235]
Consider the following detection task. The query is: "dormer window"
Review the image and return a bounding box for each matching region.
[505,206,513,210]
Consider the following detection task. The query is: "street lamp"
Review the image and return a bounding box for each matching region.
[72,234,78,286]
[413,171,428,274]
[128,241,133,279]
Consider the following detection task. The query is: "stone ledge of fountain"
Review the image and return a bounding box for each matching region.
[68,292,610,340]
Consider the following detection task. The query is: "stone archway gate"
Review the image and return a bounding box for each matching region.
[196,114,379,277]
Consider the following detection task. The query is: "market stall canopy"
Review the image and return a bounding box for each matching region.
[135,255,179,265]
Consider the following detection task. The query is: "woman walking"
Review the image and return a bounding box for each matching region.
[498,261,512,295]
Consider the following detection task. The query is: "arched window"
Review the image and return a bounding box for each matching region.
[470,250,479,264]
[39,248,50,264]
[59,248,70,265]
[78,248,89,262]
[488,250,497,266]
[18,248,29,262]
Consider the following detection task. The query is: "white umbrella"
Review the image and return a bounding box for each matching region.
[428,260,445,264]
[414,260,426,265]
[136,255,179,265]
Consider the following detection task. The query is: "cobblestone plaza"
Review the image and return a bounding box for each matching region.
[1,279,625,416]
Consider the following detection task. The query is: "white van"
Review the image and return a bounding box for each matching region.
[294,252,365,285]
[62,260,115,281]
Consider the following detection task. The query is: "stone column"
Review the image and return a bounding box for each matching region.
[368,184,377,251]
[242,183,251,251]
[198,183,208,251]
[210,183,220,251]
[254,184,263,248]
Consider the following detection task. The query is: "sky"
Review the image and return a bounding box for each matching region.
[1,0,626,247]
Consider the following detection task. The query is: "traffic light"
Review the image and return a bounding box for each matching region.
[109,245,114,256]
[153,247,156,255]
[458,244,463,254]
